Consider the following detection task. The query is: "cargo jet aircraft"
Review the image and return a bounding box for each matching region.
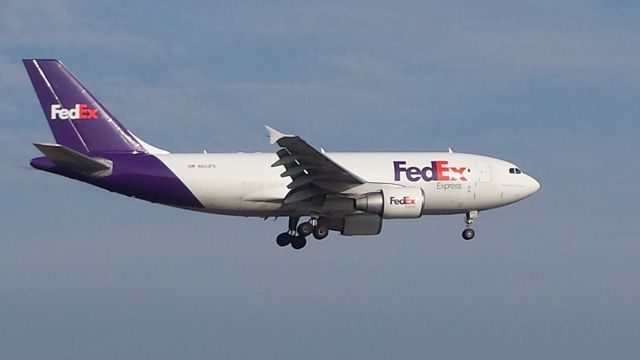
[23,59,540,250]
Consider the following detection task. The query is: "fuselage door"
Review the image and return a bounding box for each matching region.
[477,160,491,183]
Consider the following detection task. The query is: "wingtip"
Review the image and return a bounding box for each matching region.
[264,125,292,144]
[33,142,60,152]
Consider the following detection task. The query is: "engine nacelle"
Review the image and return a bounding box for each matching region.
[355,187,425,219]
[334,214,383,236]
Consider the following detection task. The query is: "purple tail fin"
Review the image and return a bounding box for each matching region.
[23,59,145,154]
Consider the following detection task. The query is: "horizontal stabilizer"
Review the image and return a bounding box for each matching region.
[33,143,112,177]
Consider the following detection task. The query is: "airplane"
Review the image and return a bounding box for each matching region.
[23,59,540,250]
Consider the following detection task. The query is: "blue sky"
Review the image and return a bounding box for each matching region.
[1,1,640,359]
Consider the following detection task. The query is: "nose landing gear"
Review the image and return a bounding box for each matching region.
[462,210,478,240]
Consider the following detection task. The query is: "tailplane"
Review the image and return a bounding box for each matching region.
[23,59,146,154]
[33,142,113,177]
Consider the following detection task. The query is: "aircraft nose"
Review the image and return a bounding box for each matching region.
[526,175,540,196]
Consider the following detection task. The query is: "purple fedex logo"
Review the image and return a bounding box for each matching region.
[394,161,467,182]
[389,196,417,205]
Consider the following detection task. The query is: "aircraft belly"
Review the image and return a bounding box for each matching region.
[419,183,470,213]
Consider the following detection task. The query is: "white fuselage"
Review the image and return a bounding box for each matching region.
[156,152,540,217]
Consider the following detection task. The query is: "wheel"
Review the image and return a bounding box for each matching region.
[276,232,291,247]
[291,236,307,250]
[462,228,475,240]
[297,222,314,237]
[312,224,329,240]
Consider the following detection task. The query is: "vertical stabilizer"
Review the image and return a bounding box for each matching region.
[23,59,145,154]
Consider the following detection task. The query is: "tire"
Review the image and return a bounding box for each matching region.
[462,228,475,240]
[297,222,313,237]
[276,233,291,247]
[313,225,329,240]
[291,236,307,250]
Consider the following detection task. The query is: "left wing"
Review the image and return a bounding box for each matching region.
[266,126,367,204]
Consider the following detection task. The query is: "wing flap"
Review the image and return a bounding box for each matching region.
[284,187,325,204]
[280,165,318,178]
[271,154,319,167]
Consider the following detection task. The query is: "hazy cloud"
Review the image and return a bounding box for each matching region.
[0,0,162,55]
[194,1,640,80]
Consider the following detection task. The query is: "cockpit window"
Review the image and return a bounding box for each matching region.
[509,168,522,174]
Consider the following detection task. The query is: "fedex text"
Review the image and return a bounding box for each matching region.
[389,196,417,205]
[394,160,467,182]
[50,104,98,120]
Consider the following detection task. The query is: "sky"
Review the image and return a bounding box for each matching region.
[1,0,640,359]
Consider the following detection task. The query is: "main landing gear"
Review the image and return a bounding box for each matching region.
[462,210,478,240]
[276,217,329,249]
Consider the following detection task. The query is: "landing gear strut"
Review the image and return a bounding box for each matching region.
[462,210,478,240]
[275,217,330,249]
[305,218,329,240]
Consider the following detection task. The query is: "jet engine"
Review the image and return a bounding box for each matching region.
[355,187,425,219]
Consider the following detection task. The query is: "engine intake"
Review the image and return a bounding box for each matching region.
[355,187,425,219]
